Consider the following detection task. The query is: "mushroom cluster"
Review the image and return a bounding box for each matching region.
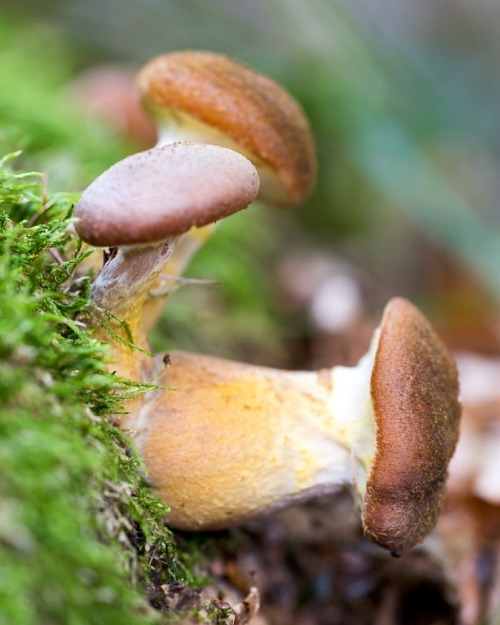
[75,51,461,556]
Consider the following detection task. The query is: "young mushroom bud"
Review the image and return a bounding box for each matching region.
[129,298,460,555]
[74,142,259,392]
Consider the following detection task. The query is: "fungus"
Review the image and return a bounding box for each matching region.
[129,298,460,555]
[136,50,317,331]
[136,50,316,206]
[74,142,259,391]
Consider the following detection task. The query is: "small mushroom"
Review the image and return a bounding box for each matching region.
[136,51,317,332]
[74,142,259,387]
[129,298,460,555]
[136,50,316,206]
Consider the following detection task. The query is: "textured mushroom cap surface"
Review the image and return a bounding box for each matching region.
[74,142,259,246]
[136,51,316,205]
[363,298,461,554]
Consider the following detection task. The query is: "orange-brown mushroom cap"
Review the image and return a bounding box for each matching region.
[74,142,260,246]
[136,51,316,206]
[363,298,461,555]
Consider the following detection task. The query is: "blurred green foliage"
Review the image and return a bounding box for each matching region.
[0,16,130,189]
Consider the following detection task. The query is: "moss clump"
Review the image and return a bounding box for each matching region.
[0,153,185,625]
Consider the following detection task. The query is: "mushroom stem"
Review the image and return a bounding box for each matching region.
[126,298,460,554]
[129,338,378,531]
[90,240,176,381]
[141,224,214,333]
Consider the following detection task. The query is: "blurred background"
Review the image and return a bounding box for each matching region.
[2,1,500,623]
[3,0,500,367]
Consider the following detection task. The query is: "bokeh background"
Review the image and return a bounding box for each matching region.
[2,2,500,623]
[3,0,500,366]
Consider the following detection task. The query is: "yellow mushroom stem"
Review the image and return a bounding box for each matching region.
[126,334,379,530]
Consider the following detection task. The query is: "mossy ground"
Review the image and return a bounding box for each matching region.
[0,154,193,625]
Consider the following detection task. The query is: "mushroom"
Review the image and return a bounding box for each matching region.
[135,50,317,330]
[74,142,259,391]
[136,50,316,206]
[129,298,460,555]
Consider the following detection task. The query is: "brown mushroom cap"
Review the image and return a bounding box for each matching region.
[363,297,461,555]
[74,142,259,246]
[136,51,316,206]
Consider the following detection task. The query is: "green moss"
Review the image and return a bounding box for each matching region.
[0,154,187,624]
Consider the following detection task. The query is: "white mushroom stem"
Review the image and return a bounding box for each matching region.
[141,222,214,333]
[90,240,177,384]
[127,330,380,530]
[91,241,176,332]
[92,241,176,325]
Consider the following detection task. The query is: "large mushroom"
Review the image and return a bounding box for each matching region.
[135,50,317,331]
[74,142,259,394]
[129,298,460,555]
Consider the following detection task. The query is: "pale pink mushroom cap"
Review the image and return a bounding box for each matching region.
[74,142,260,246]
